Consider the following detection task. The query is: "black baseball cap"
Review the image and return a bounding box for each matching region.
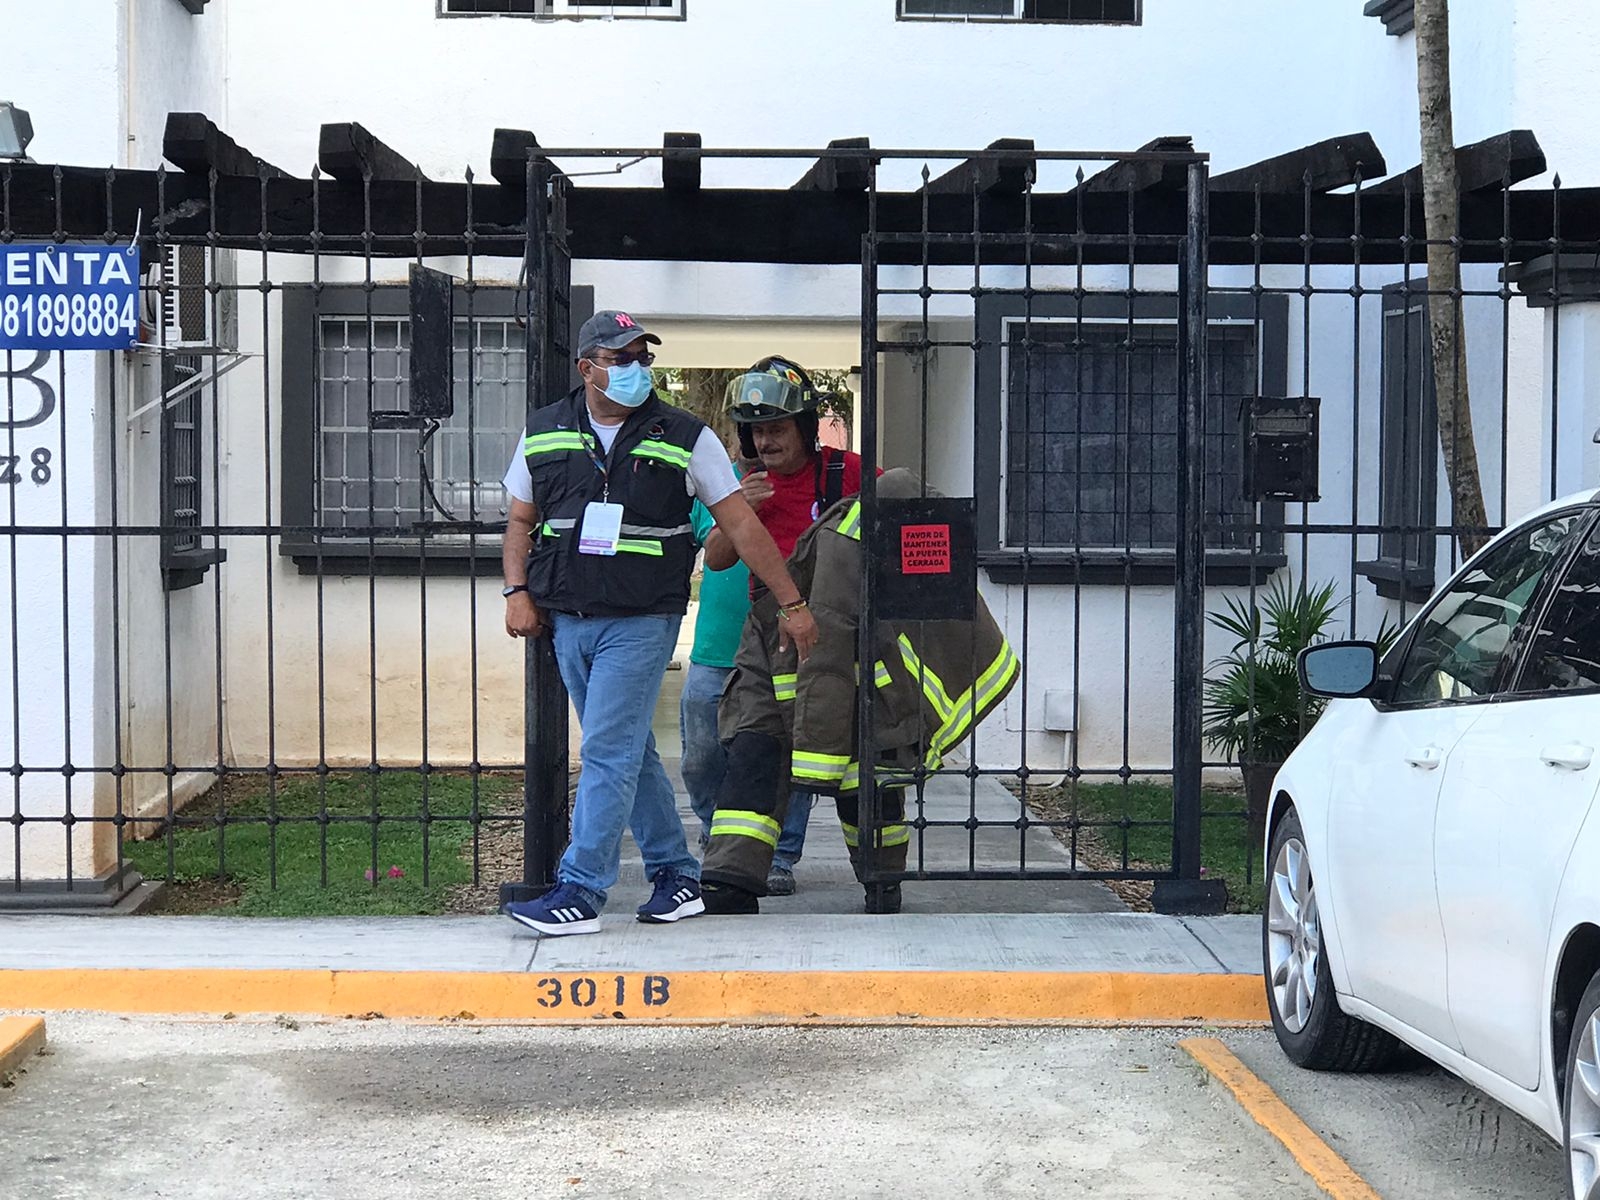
[577,310,662,356]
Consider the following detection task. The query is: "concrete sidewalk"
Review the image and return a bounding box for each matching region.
[0,911,1266,1024]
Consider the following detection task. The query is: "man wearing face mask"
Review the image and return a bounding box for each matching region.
[499,310,818,937]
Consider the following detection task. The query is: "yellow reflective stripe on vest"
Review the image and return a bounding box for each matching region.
[772,672,798,702]
[630,442,693,469]
[839,820,860,848]
[709,809,782,848]
[615,538,664,557]
[836,500,862,541]
[926,640,1022,765]
[897,633,956,722]
[523,431,594,456]
[792,750,850,784]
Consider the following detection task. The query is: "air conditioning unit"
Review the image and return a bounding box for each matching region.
[159,244,237,350]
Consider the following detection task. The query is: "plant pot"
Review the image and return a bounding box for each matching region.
[1239,758,1283,848]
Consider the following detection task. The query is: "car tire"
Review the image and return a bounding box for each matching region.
[1263,807,1401,1072]
[1564,969,1600,1200]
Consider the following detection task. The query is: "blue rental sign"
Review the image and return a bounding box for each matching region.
[0,243,141,351]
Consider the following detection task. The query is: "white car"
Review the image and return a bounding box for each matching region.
[1268,490,1600,1200]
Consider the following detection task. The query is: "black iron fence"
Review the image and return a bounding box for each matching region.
[0,129,1591,913]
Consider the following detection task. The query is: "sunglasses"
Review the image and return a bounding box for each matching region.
[587,350,656,368]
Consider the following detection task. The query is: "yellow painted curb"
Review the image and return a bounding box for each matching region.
[2,970,1267,1024]
[0,1015,46,1079]
[1181,1036,1382,1200]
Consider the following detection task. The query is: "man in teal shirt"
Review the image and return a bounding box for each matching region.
[681,491,814,895]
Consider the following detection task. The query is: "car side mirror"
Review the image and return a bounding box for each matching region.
[1298,641,1380,699]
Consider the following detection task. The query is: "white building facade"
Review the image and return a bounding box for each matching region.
[3,0,1598,893]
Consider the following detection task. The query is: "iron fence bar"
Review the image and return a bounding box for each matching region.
[855,160,881,888]
[1164,159,1211,909]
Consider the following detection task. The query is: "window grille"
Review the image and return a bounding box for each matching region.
[440,0,683,18]
[316,316,525,537]
[1003,321,1257,552]
[899,0,1139,24]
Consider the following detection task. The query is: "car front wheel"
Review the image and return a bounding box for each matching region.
[1264,807,1400,1072]
[1566,970,1600,1200]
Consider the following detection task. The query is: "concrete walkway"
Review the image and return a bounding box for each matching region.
[0,910,1264,1024]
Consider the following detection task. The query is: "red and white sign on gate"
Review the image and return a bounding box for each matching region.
[900,524,952,575]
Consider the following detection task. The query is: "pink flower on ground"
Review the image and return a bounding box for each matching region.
[363,869,377,883]
[387,866,405,879]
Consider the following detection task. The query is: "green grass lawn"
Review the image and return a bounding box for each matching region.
[1032,780,1266,913]
[124,772,521,917]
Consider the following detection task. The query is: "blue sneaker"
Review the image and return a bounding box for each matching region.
[503,882,601,937]
[636,870,705,924]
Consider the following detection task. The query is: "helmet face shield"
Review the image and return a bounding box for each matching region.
[725,366,816,424]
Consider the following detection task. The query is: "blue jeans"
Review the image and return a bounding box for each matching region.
[552,613,698,908]
[678,661,812,872]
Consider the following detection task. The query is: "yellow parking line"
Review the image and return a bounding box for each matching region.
[1180,1036,1382,1200]
[0,1015,46,1079]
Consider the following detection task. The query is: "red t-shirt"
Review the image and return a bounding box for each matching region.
[761,448,865,559]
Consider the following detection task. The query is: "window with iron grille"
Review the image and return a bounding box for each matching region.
[161,352,225,590]
[440,0,684,17]
[1357,282,1437,600]
[976,292,1287,584]
[899,0,1139,23]
[280,287,529,571]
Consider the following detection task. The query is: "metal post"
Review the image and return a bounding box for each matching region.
[501,157,571,906]
[1154,158,1226,915]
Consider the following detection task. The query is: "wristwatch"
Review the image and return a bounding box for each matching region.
[502,584,529,598]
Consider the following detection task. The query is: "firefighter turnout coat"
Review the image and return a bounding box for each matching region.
[700,469,1021,895]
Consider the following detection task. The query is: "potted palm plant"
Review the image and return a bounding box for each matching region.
[1201,579,1350,843]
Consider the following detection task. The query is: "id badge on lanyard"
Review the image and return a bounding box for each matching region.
[579,501,625,556]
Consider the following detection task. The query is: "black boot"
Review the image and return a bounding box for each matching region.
[701,880,760,915]
[864,882,902,915]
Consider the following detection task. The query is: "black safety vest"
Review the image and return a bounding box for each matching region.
[522,388,704,617]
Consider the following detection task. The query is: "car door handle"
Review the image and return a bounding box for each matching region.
[1540,744,1594,771]
[1405,745,1444,770]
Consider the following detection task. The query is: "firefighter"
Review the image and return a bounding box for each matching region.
[700,467,1020,915]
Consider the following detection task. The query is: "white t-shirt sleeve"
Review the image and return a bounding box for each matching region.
[686,426,740,505]
[502,429,533,504]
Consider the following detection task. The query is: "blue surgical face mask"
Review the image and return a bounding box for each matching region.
[601,361,654,408]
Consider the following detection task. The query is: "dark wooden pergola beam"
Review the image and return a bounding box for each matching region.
[1366,129,1545,195]
[792,137,873,193]
[923,137,1035,197]
[5,161,1597,267]
[162,112,287,179]
[1072,136,1193,196]
[489,128,540,189]
[318,122,427,183]
[1211,131,1386,193]
[662,132,702,191]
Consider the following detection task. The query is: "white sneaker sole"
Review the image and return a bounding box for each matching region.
[504,910,601,937]
[636,897,706,924]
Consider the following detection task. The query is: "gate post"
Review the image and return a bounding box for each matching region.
[1154,159,1228,916]
[500,158,572,905]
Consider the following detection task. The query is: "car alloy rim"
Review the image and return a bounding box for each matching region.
[1266,836,1320,1034]
[1573,1006,1600,1200]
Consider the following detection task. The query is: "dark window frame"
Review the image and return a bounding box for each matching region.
[438,0,686,18]
[279,284,527,577]
[1357,281,1438,602]
[1506,516,1600,698]
[974,290,1289,586]
[161,351,226,590]
[898,0,1140,23]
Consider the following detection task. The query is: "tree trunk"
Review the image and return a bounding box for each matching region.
[1413,0,1489,558]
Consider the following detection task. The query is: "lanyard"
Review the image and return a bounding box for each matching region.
[578,408,630,502]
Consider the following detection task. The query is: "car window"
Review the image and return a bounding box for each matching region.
[1514,523,1600,693]
[1390,513,1587,705]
